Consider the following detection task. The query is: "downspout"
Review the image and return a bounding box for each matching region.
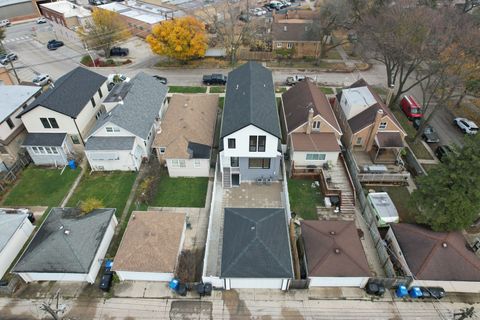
[72,117,85,145]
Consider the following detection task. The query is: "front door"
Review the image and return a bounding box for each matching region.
[231,173,240,186]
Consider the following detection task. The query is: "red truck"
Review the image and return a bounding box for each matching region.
[400,95,423,119]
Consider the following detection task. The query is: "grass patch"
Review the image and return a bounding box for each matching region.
[288,178,323,220]
[169,86,207,94]
[375,186,418,224]
[3,167,79,207]
[319,87,334,94]
[408,139,434,160]
[67,172,136,217]
[391,108,417,137]
[209,86,225,93]
[324,49,342,60]
[219,97,225,109]
[421,163,438,173]
[275,87,288,93]
[371,86,388,99]
[152,173,208,207]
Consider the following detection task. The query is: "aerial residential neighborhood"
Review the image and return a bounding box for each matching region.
[0,0,479,319]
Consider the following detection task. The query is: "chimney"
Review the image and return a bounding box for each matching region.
[284,25,287,32]
[306,107,314,135]
[365,108,384,152]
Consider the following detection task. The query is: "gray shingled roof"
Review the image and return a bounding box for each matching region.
[85,136,135,151]
[90,72,168,140]
[0,85,41,123]
[187,142,211,159]
[19,67,106,118]
[22,133,66,147]
[221,208,293,278]
[13,207,115,274]
[221,62,281,139]
[0,213,30,251]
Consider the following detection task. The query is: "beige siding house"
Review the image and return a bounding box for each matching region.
[153,94,218,177]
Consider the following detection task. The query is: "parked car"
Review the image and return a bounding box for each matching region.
[88,0,103,5]
[152,75,167,84]
[422,125,440,143]
[32,74,51,86]
[400,95,423,120]
[202,74,227,85]
[47,39,64,50]
[0,53,18,65]
[453,117,478,135]
[110,46,129,57]
[0,19,11,28]
[263,4,273,11]
[435,145,453,162]
[286,75,307,86]
[419,287,445,300]
[36,17,47,24]
[107,73,130,86]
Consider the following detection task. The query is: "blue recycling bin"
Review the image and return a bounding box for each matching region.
[169,278,180,291]
[409,286,422,298]
[68,159,77,170]
[396,285,408,298]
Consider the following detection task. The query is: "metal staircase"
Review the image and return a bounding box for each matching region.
[223,167,231,188]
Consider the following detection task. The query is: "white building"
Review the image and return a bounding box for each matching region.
[113,211,185,281]
[85,72,168,171]
[0,212,34,279]
[153,94,218,177]
[13,207,117,283]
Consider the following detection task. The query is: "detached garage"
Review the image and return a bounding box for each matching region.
[0,212,34,279]
[221,208,294,290]
[300,220,371,288]
[13,207,117,283]
[113,211,186,281]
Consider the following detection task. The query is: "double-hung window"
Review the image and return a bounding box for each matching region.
[40,118,59,129]
[306,153,326,161]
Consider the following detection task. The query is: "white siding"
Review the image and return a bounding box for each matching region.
[0,107,25,141]
[227,278,286,289]
[291,150,339,167]
[90,121,137,138]
[411,280,480,293]
[86,215,117,283]
[116,271,174,282]
[0,217,34,279]
[21,106,77,134]
[166,158,210,177]
[18,272,90,283]
[309,277,369,288]
[75,82,108,137]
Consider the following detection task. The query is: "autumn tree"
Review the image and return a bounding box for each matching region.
[0,28,5,53]
[409,135,480,231]
[200,0,254,65]
[78,8,130,58]
[147,16,207,63]
[80,198,104,214]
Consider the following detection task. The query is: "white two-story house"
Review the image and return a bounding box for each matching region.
[85,72,168,171]
[0,85,42,166]
[219,62,282,188]
[18,67,108,166]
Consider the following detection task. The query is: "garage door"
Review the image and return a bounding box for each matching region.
[309,277,368,288]
[229,278,284,289]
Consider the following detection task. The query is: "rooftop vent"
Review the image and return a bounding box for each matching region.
[442,242,448,248]
[64,230,70,235]
[250,225,255,231]
[334,248,340,254]
[283,25,287,32]
[330,231,336,235]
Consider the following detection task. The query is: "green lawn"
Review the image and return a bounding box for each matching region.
[3,167,80,207]
[288,178,323,220]
[67,172,137,217]
[152,174,208,208]
[408,139,434,160]
[319,87,335,94]
[219,97,225,109]
[421,163,438,173]
[210,86,225,93]
[376,186,418,223]
[169,86,207,94]
[391,108,416,137]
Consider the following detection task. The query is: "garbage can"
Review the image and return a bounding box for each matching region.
[396,285,408,298]
[68,159,77,170]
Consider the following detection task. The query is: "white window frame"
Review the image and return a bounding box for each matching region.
[31,146,39,154]
[287,42,293,49]
[276,42,283,48]
[306,153,326,161]
[45,147,52,154]
[313,120,321,130]
[38,146,45,154]
[172,159,186,168]
[105,126,120,133]
[159,147,166,154]
[355,137,363,145]
[194,159,201,168]
[379,122,387,129]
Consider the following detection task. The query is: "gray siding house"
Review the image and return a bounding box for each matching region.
[219,62,283,187]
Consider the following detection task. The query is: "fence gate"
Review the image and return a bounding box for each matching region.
[289,279,310,289]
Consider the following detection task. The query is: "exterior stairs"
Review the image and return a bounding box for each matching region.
[328,158,356,215]
[223,167,231,188]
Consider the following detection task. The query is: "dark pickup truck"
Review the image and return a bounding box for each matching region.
[202,74,227,85]
[110,47,129,57]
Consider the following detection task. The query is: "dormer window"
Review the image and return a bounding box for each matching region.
[379,122,387,129]
[106,126,120,133]
[313,120,321,130]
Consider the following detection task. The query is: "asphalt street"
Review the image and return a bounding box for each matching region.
[2,21,466,148]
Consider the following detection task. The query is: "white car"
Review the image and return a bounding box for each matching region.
[36,17,47,24]
[32,74,51,86]
[254,8,266,15]
[454,117,479,135]
[107,73,130,85]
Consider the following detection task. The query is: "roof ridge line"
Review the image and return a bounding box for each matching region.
[257,236,292,276]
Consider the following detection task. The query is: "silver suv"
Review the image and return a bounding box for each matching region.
[453,117,478,135]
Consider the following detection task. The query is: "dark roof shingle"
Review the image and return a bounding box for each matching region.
[221,62,281,139]
[221,208,293,278]
[85,136,135,151]
[272,22,322,42]
[22,133,66,147]
[19,67,106,118]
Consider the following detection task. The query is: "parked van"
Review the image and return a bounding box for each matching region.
[400,95,423,119]
[0,19,11,28]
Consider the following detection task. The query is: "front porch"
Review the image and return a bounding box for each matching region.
[22,133,75,167]
[222,156,282,188]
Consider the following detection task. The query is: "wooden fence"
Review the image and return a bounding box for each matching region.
[0,153,32,192]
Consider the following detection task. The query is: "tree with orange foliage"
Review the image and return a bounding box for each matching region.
[147,17,207,63]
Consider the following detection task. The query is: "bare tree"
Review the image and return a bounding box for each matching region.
[200,0,255,65]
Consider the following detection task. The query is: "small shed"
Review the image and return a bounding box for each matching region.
[0,212,35,279]
[112,211,186,282]
[367,192,399,227]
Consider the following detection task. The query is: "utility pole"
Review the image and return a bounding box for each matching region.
[454,307,475,320]
[40,289,66,320]
[8,59,20,84]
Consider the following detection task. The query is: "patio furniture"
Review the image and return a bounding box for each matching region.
[265,176,272,185]
[256,176,264,185]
